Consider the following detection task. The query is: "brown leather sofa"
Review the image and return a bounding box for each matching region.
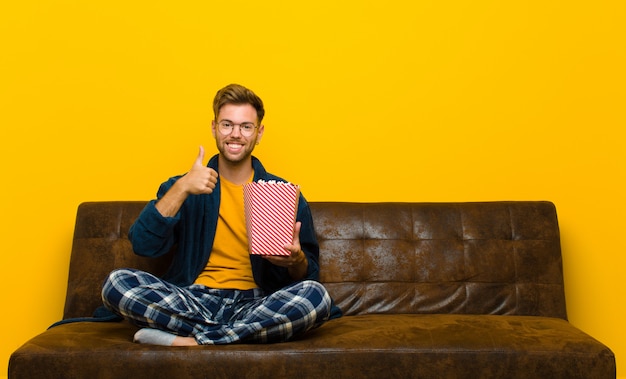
[9,201,615,378]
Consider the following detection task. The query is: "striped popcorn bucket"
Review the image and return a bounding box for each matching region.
[243,180,300,256]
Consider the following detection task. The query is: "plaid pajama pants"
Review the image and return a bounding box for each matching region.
[101,268,332,345]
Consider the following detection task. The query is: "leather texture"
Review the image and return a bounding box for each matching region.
[9,201,616,378]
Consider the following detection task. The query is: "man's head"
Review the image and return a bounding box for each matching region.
[212,84,265,124]
[211,84,265,168]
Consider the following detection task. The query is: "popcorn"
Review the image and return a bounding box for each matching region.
[243,180,300,256]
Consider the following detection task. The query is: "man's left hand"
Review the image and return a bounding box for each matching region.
[263,221,308,279]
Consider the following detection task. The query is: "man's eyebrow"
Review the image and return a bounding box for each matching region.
[219,118,256,124]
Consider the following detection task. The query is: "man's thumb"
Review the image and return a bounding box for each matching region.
[194,145,205,167]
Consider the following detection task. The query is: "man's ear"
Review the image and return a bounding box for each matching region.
[256,124,265,144]
[211,120,217,138]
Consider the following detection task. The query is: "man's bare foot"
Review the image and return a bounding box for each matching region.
[172,336,199,346]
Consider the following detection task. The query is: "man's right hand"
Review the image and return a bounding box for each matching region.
[155,146,218,217]
[179,146,218,195]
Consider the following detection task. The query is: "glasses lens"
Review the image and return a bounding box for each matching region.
[240,124,255,136]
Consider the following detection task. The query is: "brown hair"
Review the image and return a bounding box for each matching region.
[212,84,265,123]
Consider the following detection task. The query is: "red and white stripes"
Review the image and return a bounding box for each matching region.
[243,180,300,256]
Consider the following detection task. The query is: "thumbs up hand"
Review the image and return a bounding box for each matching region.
[154,146,218,217]
[180,146,218,195]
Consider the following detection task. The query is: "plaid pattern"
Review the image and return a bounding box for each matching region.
[101,268,332,345]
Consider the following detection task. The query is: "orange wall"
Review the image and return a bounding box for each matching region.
[2,1,625,377]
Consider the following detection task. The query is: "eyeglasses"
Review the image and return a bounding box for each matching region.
[216,120,258,137]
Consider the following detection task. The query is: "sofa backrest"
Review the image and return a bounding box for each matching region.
[311,202,566,319]
[63,201,567,320]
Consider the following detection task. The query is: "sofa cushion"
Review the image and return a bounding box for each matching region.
[10,314,614,379]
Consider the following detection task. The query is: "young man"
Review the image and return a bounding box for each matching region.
[102,84,339,346]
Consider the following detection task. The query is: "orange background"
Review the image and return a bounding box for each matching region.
[1,1,624,377]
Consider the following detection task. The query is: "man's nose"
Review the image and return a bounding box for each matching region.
[230,125,243,137]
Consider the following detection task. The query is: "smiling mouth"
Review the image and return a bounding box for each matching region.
[226,142,244,151]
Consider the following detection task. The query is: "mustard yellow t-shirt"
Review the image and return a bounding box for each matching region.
[194,174,257,290]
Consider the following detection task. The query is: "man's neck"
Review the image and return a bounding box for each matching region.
[218,156,254,185]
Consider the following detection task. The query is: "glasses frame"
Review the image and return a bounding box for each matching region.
[216,120,259,137]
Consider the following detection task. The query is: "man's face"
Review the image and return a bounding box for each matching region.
[212,103,264,165]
